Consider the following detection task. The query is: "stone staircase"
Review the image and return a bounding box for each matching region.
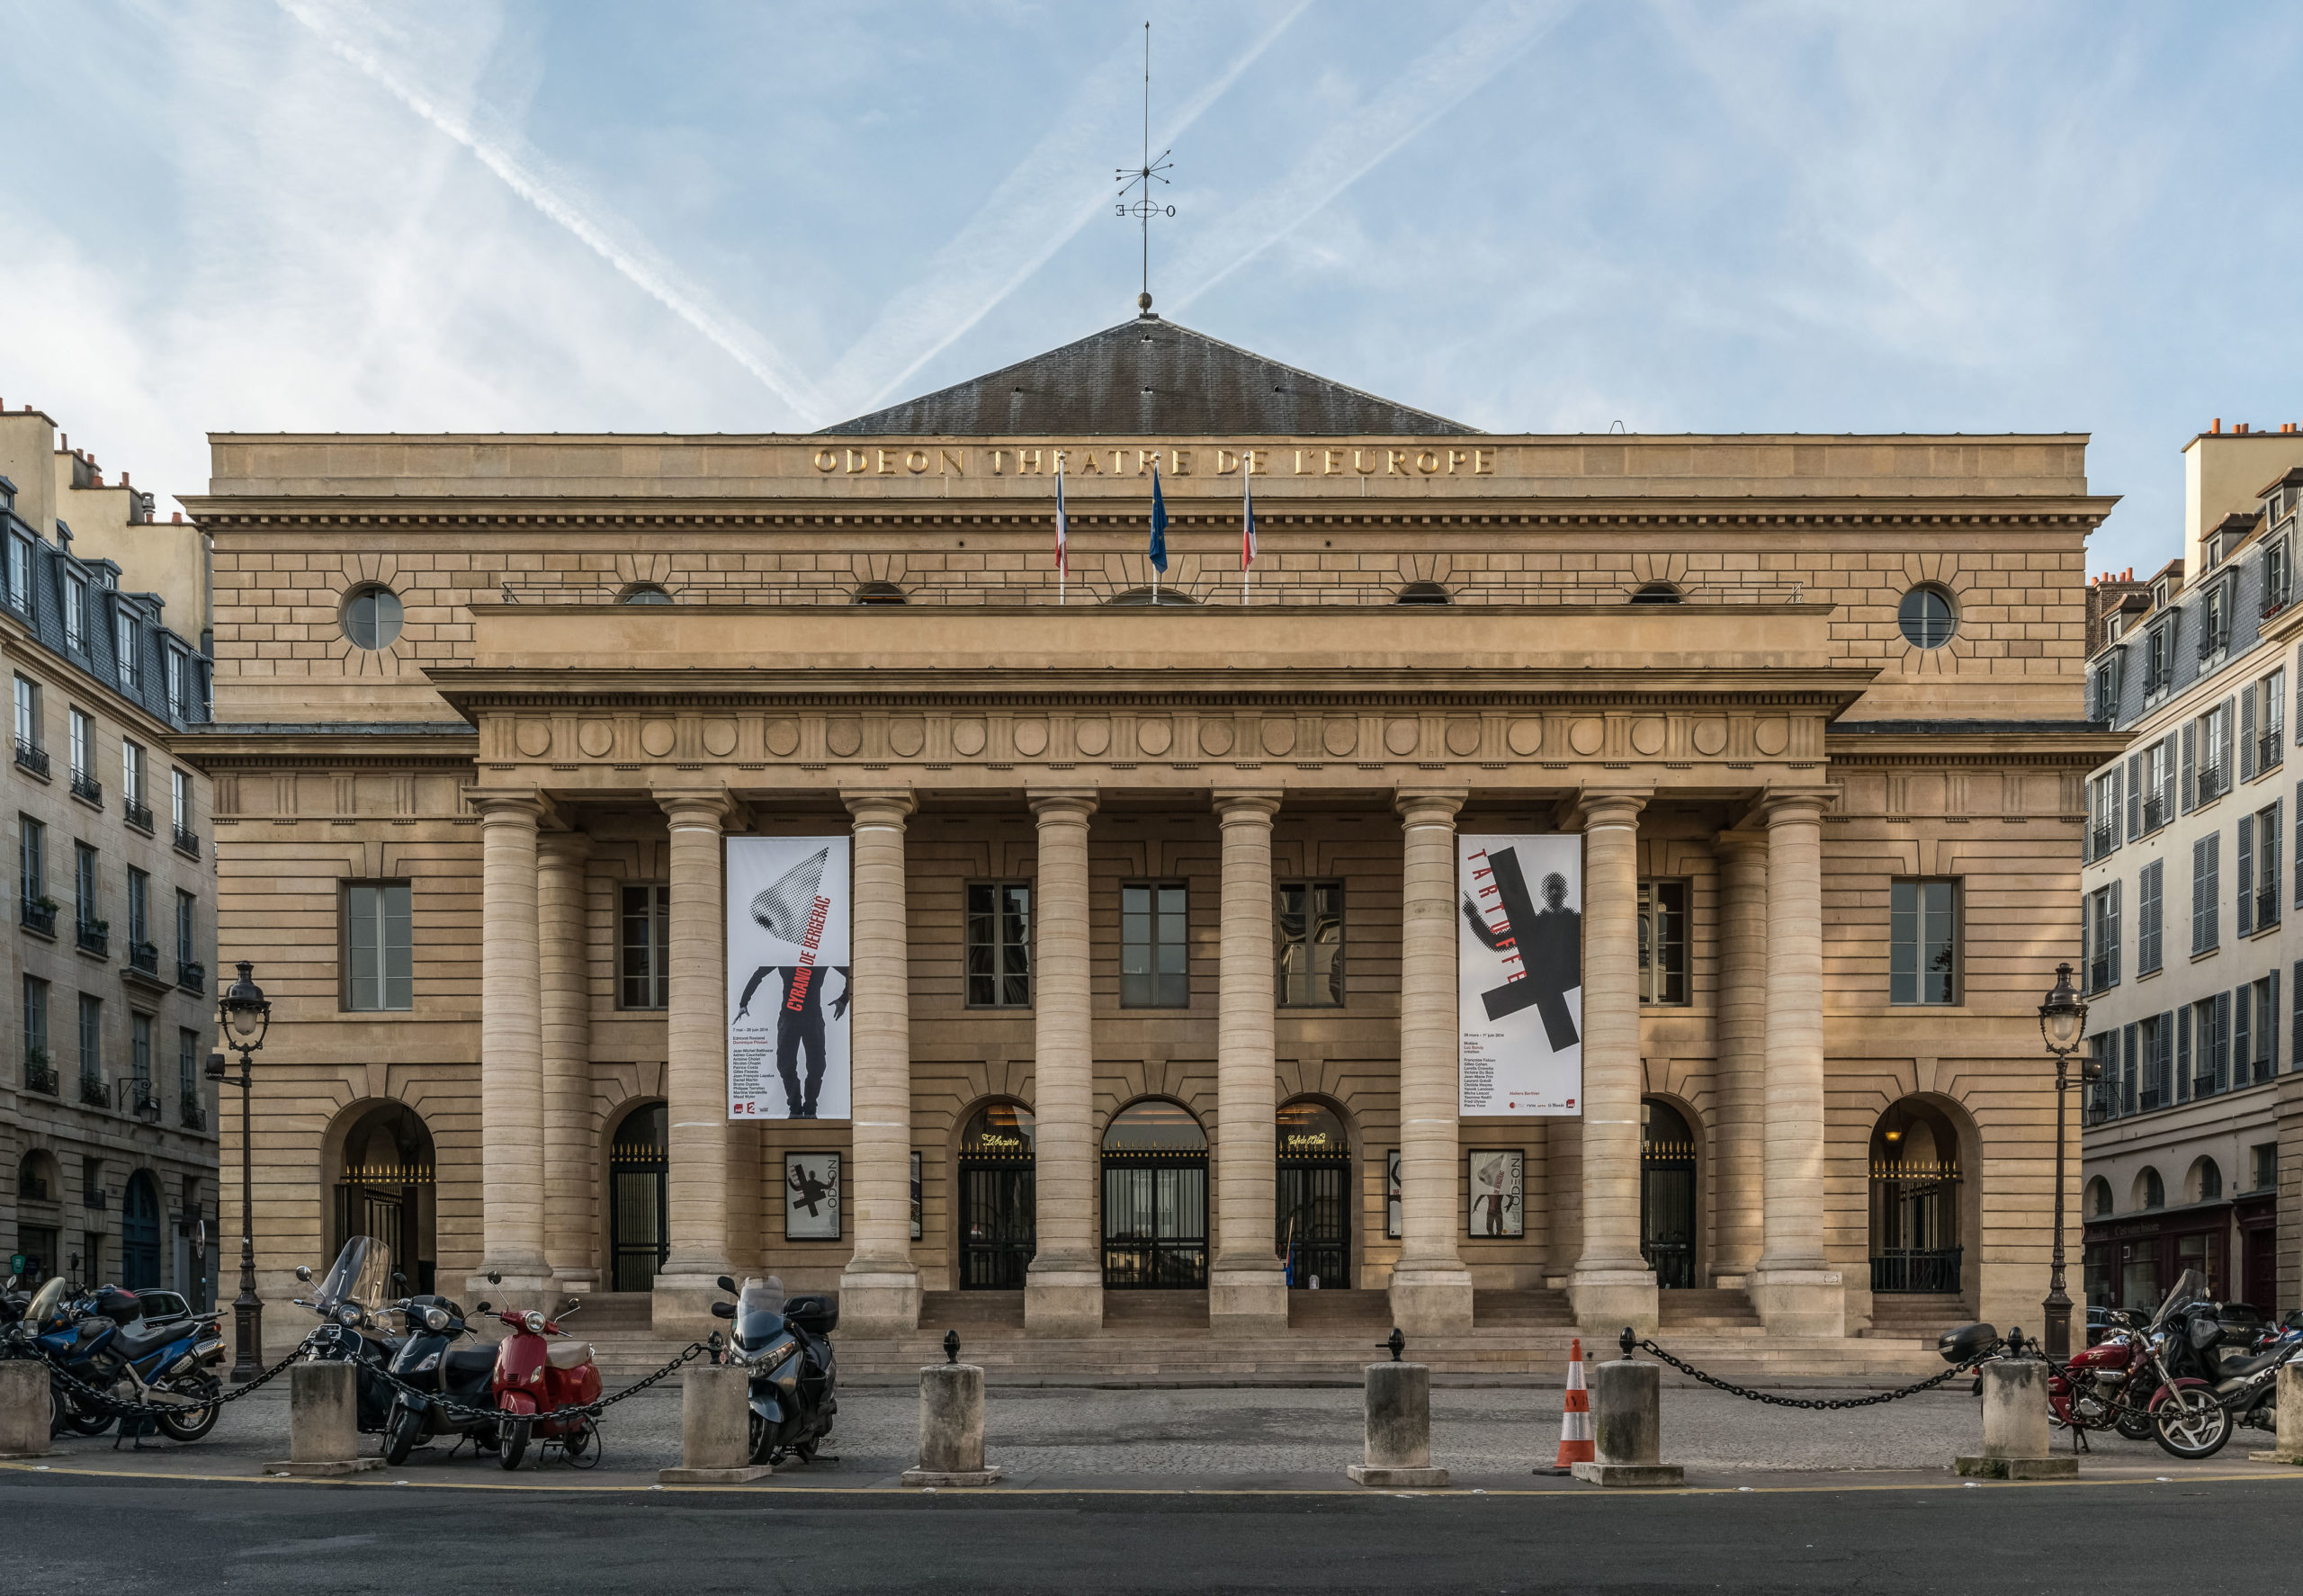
[1659,1288,1764,1331]
[1859,1294,1973,1342]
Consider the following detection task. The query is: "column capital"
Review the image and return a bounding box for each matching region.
[1557,786,1652,832]
[469,787,549,824]
[1027,788,1100,821]
[653,785,737,829]
[1212,788,1283,822]
[1756,785,1835,827]
[843,788,918,828]
[537,828,592,864]
[1393,788,1467,828]
[1712,827,1770,857]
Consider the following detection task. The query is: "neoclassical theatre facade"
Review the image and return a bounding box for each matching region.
[187,318,2118,1348]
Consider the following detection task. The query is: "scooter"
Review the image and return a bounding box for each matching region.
[709,1274,838,1466]
[2145,1270,2303,1459]
[291,1236,404,1433]
[379,1292,501,1466]
[487,1295,601,1470]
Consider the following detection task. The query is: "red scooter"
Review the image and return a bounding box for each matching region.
[487,1298,602,1470]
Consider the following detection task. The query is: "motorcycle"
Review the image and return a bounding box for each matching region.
[379,1292,502,1466]
[2145,1270,2303,1460]
[291,1236,404,1433]
[709,1274,838,1466]
[2052,1308,2159,1442]
[17,1277,225,1442]
[485,1293,601,1470]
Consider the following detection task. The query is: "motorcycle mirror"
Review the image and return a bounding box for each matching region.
[392,1272,407,1290]
[710,1302,736,1319]
[474,1301,491,1315]
[294,1265,312,1283]
[716,1275,737,1294]
[487,1271,502,1286]
[561,1299,582,1316]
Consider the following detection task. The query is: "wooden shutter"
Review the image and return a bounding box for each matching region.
[2183,721,2197,811]
[2238,815,2255,937]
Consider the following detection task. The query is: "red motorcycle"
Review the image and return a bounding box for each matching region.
[487,1298,601,1470]
[2049,1310,2156,1442]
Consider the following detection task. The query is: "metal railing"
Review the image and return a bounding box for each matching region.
[126,939,160,977]
[179,1092,206,1131]
[20,897,56,936]
[13,738,48,777]
[172,825,200,860]
[2088,956,2112,992]
[80,1180,106,1208]
[23,1053,57,1095]
[2262,732,2285,768]
[68,770,102,805]
[2193,1075,2221,1098]
[2142,796,2167,832]
[75,920,108,957]
[16,1174,47,1199]
[2198,761,2230,802]
[177,958,205,993]
[123,798,153,833]
[77,1073,107,1109]
[1870,1247,1963,1295]
[2259,887,2280,928]
[2090,824,2113,856]
[490,572,1812,609]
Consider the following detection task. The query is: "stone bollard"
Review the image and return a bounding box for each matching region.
[1348,1332,1447,1488]
[2249,1362,2303,1465]
[658,1365,773,1484]
[904,1334,999,1486]
[0,1360,52,1459]
[1956,1360,2076,1479]
[264,1360,384,1475]
[1571,1358,1684,1487]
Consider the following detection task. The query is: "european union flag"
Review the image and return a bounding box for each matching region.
[1149,465,1169,574]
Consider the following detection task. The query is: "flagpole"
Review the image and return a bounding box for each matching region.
[1150,449,1160,605]
[1241,445,1251,606]
[1055,450,1067,607]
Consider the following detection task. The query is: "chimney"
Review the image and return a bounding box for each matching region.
[2238,423,2252,435]
[170,512,182,524]
[2212,418,2223,434]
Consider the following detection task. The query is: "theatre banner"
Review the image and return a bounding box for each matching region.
[1457,833,1582,1116]
[727,836,852,1121]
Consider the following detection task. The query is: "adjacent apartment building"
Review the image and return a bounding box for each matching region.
[0,408,218,1298]
[2081,420,2303,1316]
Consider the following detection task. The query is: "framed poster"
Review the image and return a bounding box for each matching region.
[910,1150,923,1242]
[1468,1149,1524,1239]
[728,836,852,1121]
[784,1152,842,1240]
[1384,1149,1402,1240]
[1458,834,1582,1116]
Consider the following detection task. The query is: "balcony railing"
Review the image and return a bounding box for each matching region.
[76,919,108,957]
[126,1078,160,1120]
[123,798,153,834]
[126,939,160,978]
[2198,762,2230,802]
[16,1175,47,1199]
[2262,732,2285,768]
[493,571,1815,608]
[2090,823,2113,856]
[179,1092,206,1131]
[2193,1075,2221,1098]
[68,770,102,805]
[2088,956,2112,992]
[2259,887,2280,928]
[77,1073,107,1108]
[2142,796,2167,832]
[80,1183,107,1209]
[2139,1087,2165,1111]
[1870,1247,1964,1295]
[20,897,57,937]
[13,738,48,777]
[172,825,200,860]
[23,1053,57,1094]
[177,958,206,994]
[2254,1055,2277,1085]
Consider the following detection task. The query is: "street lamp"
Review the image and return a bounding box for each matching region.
[2037,960,2096,1358]
[207,959,271,1382]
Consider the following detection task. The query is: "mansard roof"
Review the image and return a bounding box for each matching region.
[820,314,1472,437]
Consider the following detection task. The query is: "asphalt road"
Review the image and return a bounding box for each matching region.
[5,1472,2298,1594]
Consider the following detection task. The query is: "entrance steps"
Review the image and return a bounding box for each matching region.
[1859,1294,1972,1341]
[1659,1288,1763,1331]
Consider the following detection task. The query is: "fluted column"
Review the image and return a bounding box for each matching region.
[840,790,921,1334]
[1390,790,1474,1335]
[1568,788,1658,1335]
[1750,789,1843,1333]
[1213,791,1286,1332]
[470,791,549,1295]
[651,788,734,1332]
[538,830,595,1293]
[1711,830,1769,1286]
[1025,791,1101,1334]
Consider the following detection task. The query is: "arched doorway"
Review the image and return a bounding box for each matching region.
[1869,1098,1963,1295]
[121,1170,162,1289]
[1101,1099,1208,1289]
[610,1102,668,1292]
[1640,1099,1697,1288]
[957,1101,1035,1289]
[331,1102,437,1294]
[1277,1099,1350,1288]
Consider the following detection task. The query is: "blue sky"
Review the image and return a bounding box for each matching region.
[1,0,2297,577]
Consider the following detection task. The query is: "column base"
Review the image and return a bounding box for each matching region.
[464,1269,551,1311]
[1748,1268,1844,1337]
[1024,1259,1105,1336]
[1567,1267,1659,1339]
[651,1270,735,1338]
[1387,1264,1474,1338]
[837,1262,922,1338]
[1210,1265,1288,1335]
[551,1269,597,1298]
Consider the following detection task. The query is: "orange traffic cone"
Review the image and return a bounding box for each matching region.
[1541,1338,1594,1475]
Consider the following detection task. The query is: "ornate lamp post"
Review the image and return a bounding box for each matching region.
[205,960,272,1382]
[2037,961,2096,1358]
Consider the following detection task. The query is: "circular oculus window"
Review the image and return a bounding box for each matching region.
[1897,585,1957,649]
[342,585,403,650]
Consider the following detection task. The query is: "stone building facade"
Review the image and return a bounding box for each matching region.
[186,318,2115,1352]
[0,409,219,1299]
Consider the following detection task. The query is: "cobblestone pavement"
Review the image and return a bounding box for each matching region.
[45,1380,2177,1478]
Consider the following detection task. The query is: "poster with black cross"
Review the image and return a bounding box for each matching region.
[1456,833,1582,1116]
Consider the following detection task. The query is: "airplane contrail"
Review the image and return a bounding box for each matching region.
[274,0,827,424]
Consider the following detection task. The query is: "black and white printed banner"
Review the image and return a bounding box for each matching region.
[1457,833,1582,1116]
[727,836,852,1120]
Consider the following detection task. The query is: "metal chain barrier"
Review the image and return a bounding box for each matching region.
[354,1337,716,1428]
[1631,1335,1996,1411]
[2,1332,317,1421]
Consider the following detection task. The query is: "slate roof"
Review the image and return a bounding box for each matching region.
[820,315,1473,437]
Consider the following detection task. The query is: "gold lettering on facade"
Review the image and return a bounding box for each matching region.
[812,448,839,473]
[1247,449,1268,476]
[1017,449,1043,474]
[1415,449,1439,475]
[1076,451,1099,475]
[845,449,870,475]
[1447,449,1470,474]
[1171,447,1192,475]
[1294,450,1308,474]
[1353,449,1376,474]
[1323,449,1344,476]
[876,449,899,475]
[940,448,964,476]
[1387,449,1408,475]
[1474,447,1496,475]
[990,449,1009,475]
[1215,448,1239,474]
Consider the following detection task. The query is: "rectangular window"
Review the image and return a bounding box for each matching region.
[2252,802,2282,932]
[171,768,191,833]
[2254,1143,2281,1191]
[1889,879,1958,1005]
[2137,860,2164,975]
[175,890,196,965]
[2085,884,2119,992]
[113,608,135,693]
[2142,738,2173,831]
[130,1012,151,1084]
[1637,879,1691,1004]
[166,650,185,719]
[2259,670,2288,774]
[23,975,48,1060]
[5,533,26,612]
[2087,769,2121,859]
[2193,832,2221,954]
[13,675,38,750]
[2194,991,2232,1095]
[62,578,84,652]
[343,882,413,1011]
[67,708,92,781]
[617,883,670,1009]
[2201,578,2231,659]
[126,867,148,949]
[177,1027,200,1101]
[1276,880,1344,1008]
[19,814,43,904]
[74,843,97,933]
[2133,1013,2159,1114]
[2198,701,2235,802]
[2090,654,2122,722]
[2145,622,2172,696]
[76,993,100,1082]
[121,740,143,807]
[2246,974,2280,1082]
[81,1156,101,1206]
[1120,882,1189,1008]
[2271,538,2295,613]
[964,882,1034,1008]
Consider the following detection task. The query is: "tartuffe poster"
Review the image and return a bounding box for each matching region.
[726,836,852,1120]
[1456,833,1582,1116]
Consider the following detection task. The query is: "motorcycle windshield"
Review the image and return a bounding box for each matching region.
[2151,1269,2209,1331]
[314,1236,394,1318]
[23,1278,67,1331]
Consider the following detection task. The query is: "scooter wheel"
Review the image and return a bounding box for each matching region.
[498,1417,530,1470]
[382,1401,422,1466]
[2152,1385,2231,1460]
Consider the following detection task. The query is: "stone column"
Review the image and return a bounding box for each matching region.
[652,789,735,1332]
[1749,790,1843,1334]
[1212,790,1286,1332]
[840,791,921,1334]
[1026,791,1102,1334]
[1710,830,1769,1287]
[1569,789,1658,1336]
[470,791,550,1297]
[1390,790,1474,1335]
[539,830,595,1294]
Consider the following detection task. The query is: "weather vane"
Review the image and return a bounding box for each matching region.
[1116,20,1174,315]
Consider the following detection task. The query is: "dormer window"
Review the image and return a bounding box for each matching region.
[113,608,137,693]
[2090,651,2124,722]
[62,576,85,652]
[2266,538,2292,614]
[2153,578,2173,610]
[2199,578,2231,662]
[5,533,28,614]
[2144,620,2173,698]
